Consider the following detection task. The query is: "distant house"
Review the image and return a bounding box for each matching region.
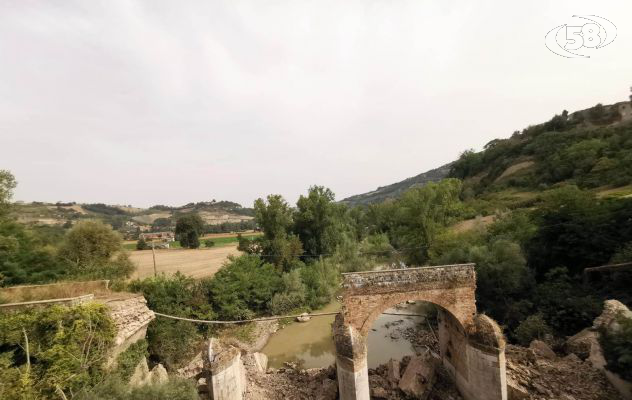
[139,232,175,242]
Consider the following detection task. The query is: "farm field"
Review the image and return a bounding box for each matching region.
[123,232,261,250]
[129,245,241,279]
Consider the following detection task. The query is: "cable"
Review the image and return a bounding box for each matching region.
[152,310,427,325]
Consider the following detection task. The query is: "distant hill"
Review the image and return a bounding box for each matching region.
[341,163,452,206]
[12,200,255,238]
[342,100,632,206]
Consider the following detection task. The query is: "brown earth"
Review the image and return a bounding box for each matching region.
[129,246,241,279]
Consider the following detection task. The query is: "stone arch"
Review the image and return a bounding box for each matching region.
[333,264,507,400]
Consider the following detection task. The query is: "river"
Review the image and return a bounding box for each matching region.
[262,301,432,369]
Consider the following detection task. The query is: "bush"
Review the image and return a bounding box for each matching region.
[77,376,199,400]
[136,237,149,250]
[205,255,282,320]
[115,339,148,381]
[0,303,116,399]
[268,269,307,314]
[128,273,215,369]
[514,314,552,346]
[204,239,215,248]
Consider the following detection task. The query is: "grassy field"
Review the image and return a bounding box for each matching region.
[123,232,261,250]
[129,245,242,279]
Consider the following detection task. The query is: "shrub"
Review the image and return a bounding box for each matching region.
[115,339,148,381]
[205,255,282,320]
[77,376,199,400]
[136,237,149,250]
[204,239,215,248]
[515,314,552,346]
[0,303,116,399]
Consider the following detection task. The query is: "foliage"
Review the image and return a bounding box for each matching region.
[294,186,350,258]
[82,203,128,216]
[115,339,148,381]
[204,255,282,320]
[370,179,464,265]
[136,237,149,250]
[514,314,552,346]
[527,186,632,277]
[204,239,215,248]
[59,220,134,279]
[533,267,601,336]
[0,303,116,399]
[610,242,632,264]
[0,220,66,286]
[600,315,632,381]
[0,170,17,219]
[77,376,199,400]
[128,273,215,369]
[268,269,307,315]
[175,214,204,249]
[449,117,632,193]
[299,258,340,309]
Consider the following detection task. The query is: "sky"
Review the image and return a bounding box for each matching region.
[1,0,631,208]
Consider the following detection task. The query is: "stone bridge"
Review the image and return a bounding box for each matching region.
[334,264,507,400]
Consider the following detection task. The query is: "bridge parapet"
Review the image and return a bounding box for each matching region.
[341,264,476,295]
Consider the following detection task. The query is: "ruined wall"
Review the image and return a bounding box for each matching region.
[104,293,155,364]
[439,310,507,400]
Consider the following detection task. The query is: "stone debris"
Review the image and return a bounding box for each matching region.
[593,299,632,333]
[398,352,438,399]
[296,312,311,322]
[505,345,622,400]
[244,364,337,400]
[529,340,557,360]
[177,351,205,379]
[129,357,169,387]
[368,356,463,400]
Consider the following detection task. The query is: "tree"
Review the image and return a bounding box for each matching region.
[389,179,463,265]
[175,214,204,249]
[253,195,303,270]
[0,170,17,219]
[59,220,134,279]
[254,195,293,241]
[293,186,349,257]
[136,237,149,250]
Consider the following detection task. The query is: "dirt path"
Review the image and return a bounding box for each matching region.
[129,245,241,279]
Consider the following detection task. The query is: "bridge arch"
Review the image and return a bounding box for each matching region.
[333,264,507,400]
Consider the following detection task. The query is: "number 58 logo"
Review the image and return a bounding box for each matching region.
[545,15,617,58]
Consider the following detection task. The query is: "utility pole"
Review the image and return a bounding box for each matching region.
[151,240,157,277]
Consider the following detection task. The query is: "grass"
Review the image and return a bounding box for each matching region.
[124,233,261,251]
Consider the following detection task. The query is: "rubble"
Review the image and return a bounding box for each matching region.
[398,352,438,399]
[505,345,622,400]
[529,340,556,360]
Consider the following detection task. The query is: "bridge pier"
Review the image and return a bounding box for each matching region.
[333,314,370,400]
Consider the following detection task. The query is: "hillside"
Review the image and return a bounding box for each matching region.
[12,200,255,238]
[343,100,632,207]
[341,163,452,206]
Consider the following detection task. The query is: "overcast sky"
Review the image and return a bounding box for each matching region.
[1,1,631,208]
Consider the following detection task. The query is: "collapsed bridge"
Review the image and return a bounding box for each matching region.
[335,264,507,400]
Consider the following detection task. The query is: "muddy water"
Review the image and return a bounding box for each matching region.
[262,301,430,369]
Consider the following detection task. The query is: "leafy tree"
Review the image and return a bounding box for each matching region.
[59,220,134,279]
[0,170,16,219]
[0,220,65,285]
[175,214,204,249]
[293,186,349,258]
[254,195,293,241]
[268,269,308,315]
[252,195,303,270]
[386,179,463,265]
[136,237,149,250]
[204,255,282,320]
